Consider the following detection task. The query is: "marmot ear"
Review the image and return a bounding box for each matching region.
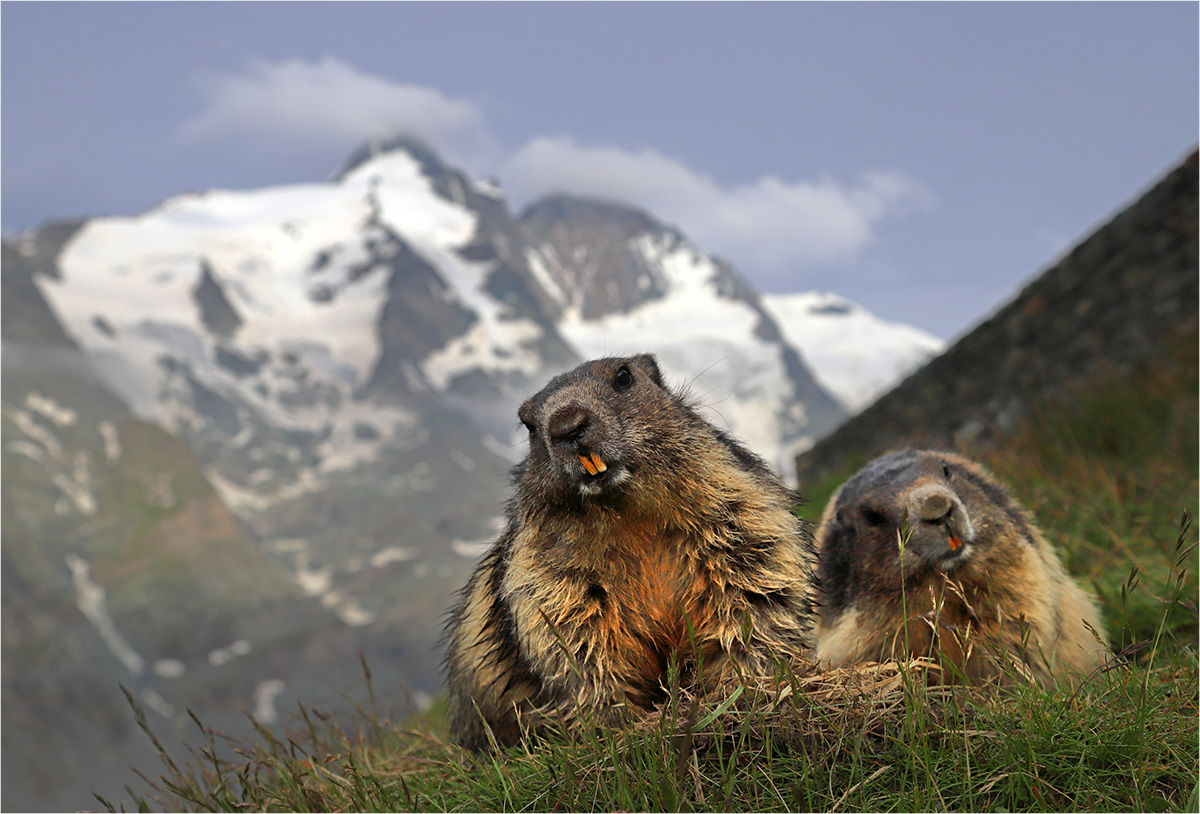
[631,353,664,387]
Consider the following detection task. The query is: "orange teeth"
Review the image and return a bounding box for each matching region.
[948,534,963,551]
[579,452,607,476]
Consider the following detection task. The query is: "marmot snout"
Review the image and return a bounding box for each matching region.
[814,449,1108,688]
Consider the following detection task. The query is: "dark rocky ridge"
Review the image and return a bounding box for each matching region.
[519,195,680,320]
[796,149,1199,486]
[193,260,243,339]
[1,227,82,347]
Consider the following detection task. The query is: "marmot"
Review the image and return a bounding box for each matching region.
[814,449,1108,688]
[444,354,815,750]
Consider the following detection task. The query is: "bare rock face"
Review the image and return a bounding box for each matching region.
[519,195,675,320]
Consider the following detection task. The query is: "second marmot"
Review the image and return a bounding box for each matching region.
[444,354,816,750]
[814,449,1109,688]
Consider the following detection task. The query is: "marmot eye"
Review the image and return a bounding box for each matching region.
[861,507,888,527]
[942,462,952,479]
[612,365,634,391]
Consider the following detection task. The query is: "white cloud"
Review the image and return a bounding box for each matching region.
[177,57,493,161]
[502,136,933,278]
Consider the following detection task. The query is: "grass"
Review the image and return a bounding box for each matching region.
[107,338,1198,812]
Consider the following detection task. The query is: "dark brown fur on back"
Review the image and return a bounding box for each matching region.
[443,354,816,750]
[814,449,1108,688]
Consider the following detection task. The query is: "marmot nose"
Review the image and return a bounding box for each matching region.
[548,406,591,448]
[912,486,954,521]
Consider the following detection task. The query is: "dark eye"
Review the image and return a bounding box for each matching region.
[612,365,633,391]
[942,462,952,479]
[860,507,888,527]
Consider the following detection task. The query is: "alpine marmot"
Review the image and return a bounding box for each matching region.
[444,354,816,750]
[814,449,1108,688]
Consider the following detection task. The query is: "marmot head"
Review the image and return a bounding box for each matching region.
[515,354,689,511]
[817,449,1027,614]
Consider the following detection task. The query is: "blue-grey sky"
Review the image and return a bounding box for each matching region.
[3,2,1196,339]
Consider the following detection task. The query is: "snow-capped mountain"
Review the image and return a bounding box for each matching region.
[39,139,570,480]
[33,137,854,494]
[764,291,945,412]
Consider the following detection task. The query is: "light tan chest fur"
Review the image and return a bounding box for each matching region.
[505,528,729,705]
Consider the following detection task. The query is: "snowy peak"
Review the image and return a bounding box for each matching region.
[192,260,244,339]
[333,135,458,190]
[763,291,944,412]
[23,139,917,484]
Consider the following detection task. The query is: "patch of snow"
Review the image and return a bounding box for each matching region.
[314,401,416,476]
[449,449,476,472]
[523,247,570,309]
[154,659,186,679]
[98,421,123,463]
[368,546,414,568]
[264,538,308,554]
[66,554,145,675]
[473,178,505,200]
[205,466,326,517]
[208,639,252,667]
[293,550,334,597]
[51,451,97,516]
[5,440,45,462]
[451,539,494,559]
[26,391,78,426]
[333,598,377,627]
[141,688,177,719]
[345,151,478,247]
[252,679,287,724]
[6,407,64,458]
[762,291,944,412]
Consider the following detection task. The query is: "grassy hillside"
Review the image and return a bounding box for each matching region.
[110,336,1198,812]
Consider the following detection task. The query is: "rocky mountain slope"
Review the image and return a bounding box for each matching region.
[2,137,938,810]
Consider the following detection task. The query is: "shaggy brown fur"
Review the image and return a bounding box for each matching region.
[814,449,1108,689]
[443,354,815,750]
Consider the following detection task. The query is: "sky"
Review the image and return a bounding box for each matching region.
[2,2,1196,339]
